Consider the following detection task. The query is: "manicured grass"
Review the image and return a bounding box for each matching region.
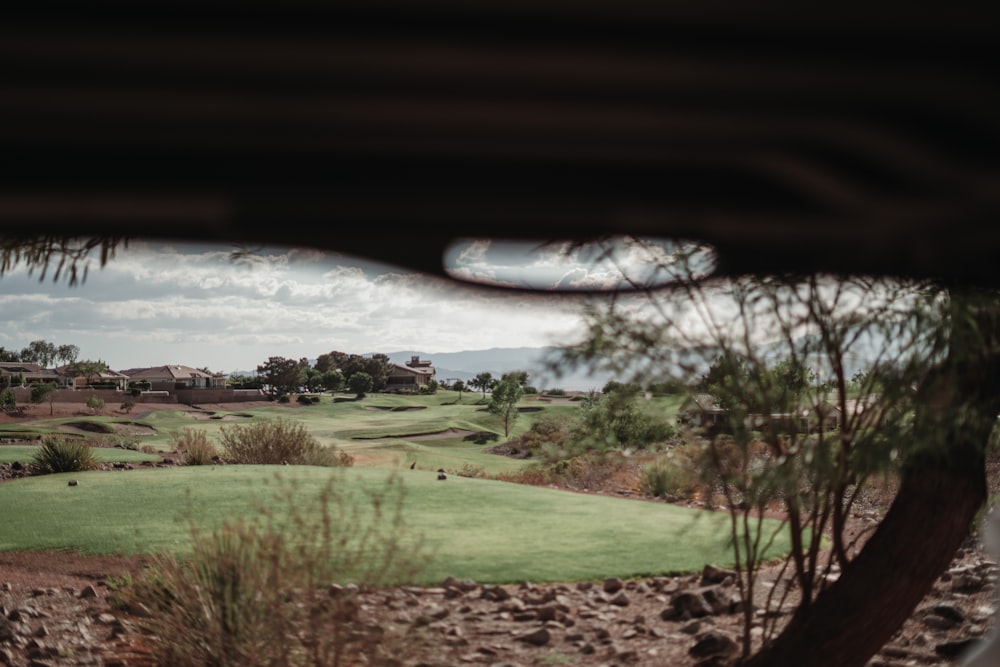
[0,465,789,584]
[0,446,161,464]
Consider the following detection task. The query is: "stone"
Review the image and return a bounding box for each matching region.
[701,564,737,585]
[603,577,624,594]
[515,628,550,646]
[689,630,739,659]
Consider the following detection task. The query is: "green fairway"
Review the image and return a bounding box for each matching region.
[0,465,788,584]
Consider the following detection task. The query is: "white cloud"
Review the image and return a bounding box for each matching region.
[0,241,587,372]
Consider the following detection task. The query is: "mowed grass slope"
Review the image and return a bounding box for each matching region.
[0,391,769,585]
[0,466,786,584]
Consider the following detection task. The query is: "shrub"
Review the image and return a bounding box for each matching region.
[219,418,350,467]
[30,437,100,474]
[639,459,699,499]
[120,400,135,413]
[86,395,105,414]
[123,472,424,667]
[170,429,218,466]
[456,464,486,478]
[296,394,313,405]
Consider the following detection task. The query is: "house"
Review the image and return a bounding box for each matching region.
[385,357,436,392]
[0,362,62,387]
[678,393,726,428]
[54,364,129,390]
[119,365,227,390]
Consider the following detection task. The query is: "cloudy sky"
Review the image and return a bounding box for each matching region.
[0,240,595,375]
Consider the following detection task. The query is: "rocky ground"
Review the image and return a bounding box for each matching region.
[0,402,997,666]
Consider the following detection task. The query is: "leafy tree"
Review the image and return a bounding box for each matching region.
[86,395,105,415]
[55,344,79,365]
[226,373,260,390]
[314,351,391,390]
[320,369,345,393]
[65,359,111,386]
[30,382,59,416]
[0,389,16,413]
[19,340,57,367]
[572,389,674,451]
[488,378,524,437]
[470,372,495,399]
[347,371,373,399]
[555,241,1000,667]
[452,379,466,401]
[256,356,308,398]
[0,347,18,362]
[501,370,529,386]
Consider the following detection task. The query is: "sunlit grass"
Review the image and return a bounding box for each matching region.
[0,465,784,584]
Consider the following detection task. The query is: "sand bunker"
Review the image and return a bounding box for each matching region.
[58,420,157,436]
[353,427,477,441]
[189,412,254,421]
[363,406,428,412]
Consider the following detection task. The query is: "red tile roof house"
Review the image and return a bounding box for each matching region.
[385,356,436,392]
[118,365,228,391]
[53,365,130,391]
[0,362,64,387]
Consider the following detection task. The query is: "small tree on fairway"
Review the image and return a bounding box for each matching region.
[348,371,373,399]
[488,378,524,437]
[470,372,495,399]
[0,389,16,414]
[452,379,466,401]
[30,382,59,416]
[86,395,105,415]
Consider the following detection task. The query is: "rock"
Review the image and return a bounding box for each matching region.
[603,577,624,594]
[515,628,550,646]
[930,602,966,624]
[689,630,739,660]
[701,564,737,585]
[67,480,78,487]
[609,592,631,607]
[78,585,99,599]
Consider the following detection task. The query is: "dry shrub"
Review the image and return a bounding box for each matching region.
[497,453,636,492]
[220,418,351,467]
[456,464,486,478]
[170,429,218,466]
[124,471,424,667]
[496,464,550,486]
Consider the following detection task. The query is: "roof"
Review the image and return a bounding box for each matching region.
[389,363,435,377]
[54,365,129,379]
[685,394,724,413]
[0,363,46,374]
[119,365,214,380]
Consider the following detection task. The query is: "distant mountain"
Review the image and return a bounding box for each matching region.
[381,347,613,392]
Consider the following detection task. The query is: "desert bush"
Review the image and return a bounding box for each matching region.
[30,437,100,474]
[639,458,699,499]
[86,395,105,414]
[88,433,141,450]
[170,429,218,466]
[456,464,486,478]
[124,472,424,667]
[120,400,135,413]
[219,418,349,467]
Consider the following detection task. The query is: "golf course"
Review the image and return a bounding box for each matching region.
[0,390,789,585]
